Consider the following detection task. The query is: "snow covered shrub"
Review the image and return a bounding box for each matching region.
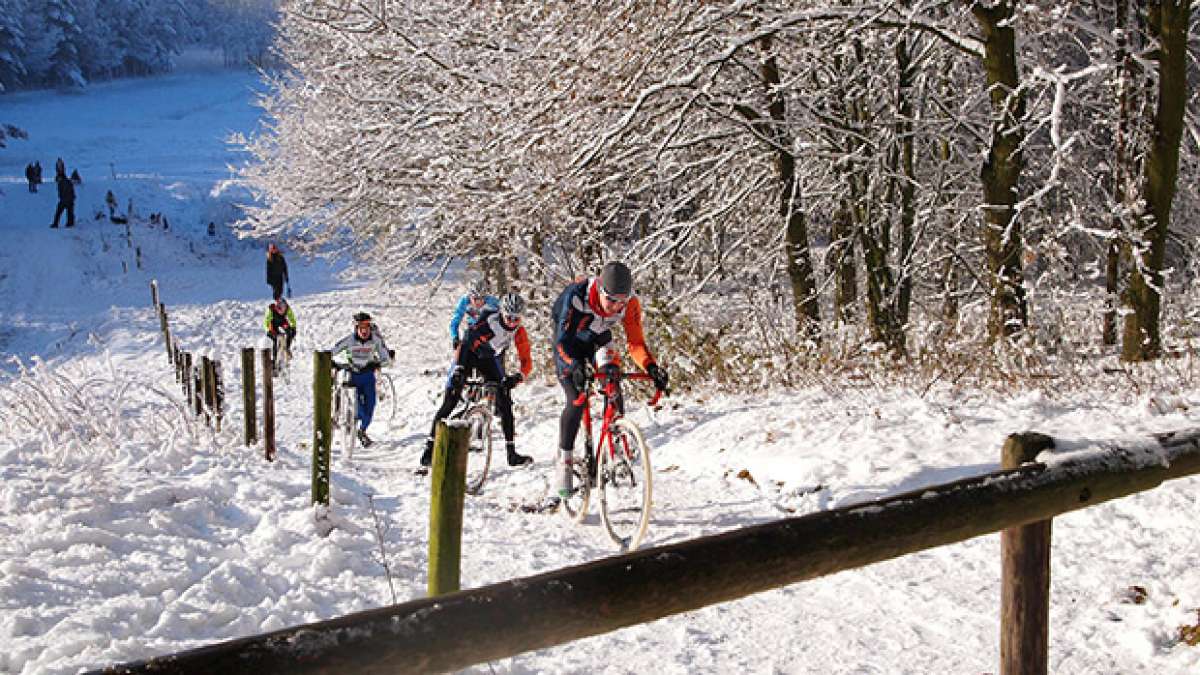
[0,354,197,465]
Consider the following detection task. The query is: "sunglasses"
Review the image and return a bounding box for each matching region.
[599,288,629,305]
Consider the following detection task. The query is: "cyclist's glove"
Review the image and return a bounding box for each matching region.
[647,363,669,392]
[502,373,523,390]
[452,337,461,350]
[449,365,465,390]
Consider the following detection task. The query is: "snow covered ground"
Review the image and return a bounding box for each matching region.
[2,72,1200,675]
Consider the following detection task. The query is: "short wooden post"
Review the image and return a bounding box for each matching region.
[193,356,204,418]
[1000,432,1055,675]
[150,279,158,307]
[241,348,257,447]
[173,341,183,383]
[212,359,224,433]
[312,351,332,504]
[262,348,276,462]
[200,355,214,427]
[160,306,172,365]
[182,351,193,399]
[428,420,470,596]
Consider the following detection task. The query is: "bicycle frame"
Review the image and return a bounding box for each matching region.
[574,369,662,478]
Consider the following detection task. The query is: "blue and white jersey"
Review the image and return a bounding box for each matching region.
[449,293,499,341]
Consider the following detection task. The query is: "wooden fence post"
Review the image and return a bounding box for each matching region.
[312,351,332,504]
[150,279,158,307]
[193,355,204,418]
[1000,432,1055,675]
[182,351,193,399]
[173,340,183,383]
[262,349,276,462]
[160,306,172,365]
[242,348,257,448]
[201,355,214,427]
[213,359,224,433]
[429,420,470,596]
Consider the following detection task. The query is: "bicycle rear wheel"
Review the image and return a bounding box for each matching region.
[598,418,653,551]
[560,449,593,524]
[463,405,494,495]
[340,386,357,458]
[375,372,397,423]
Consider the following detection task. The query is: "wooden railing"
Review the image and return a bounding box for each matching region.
[94,430,1200,675]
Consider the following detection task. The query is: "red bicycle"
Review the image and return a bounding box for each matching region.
[561,366,664,551]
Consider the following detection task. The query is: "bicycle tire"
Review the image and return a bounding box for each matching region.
[598,418,653,551]
[463,405,494,495]
[341,387,357,458]
[560,447,593,524]
[376,372,397,423]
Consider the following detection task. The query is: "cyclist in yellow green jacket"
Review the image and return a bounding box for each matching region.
[264,295,297,371]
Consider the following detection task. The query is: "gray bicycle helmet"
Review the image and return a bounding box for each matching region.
[467,278,487,299]
[499,292,526,321]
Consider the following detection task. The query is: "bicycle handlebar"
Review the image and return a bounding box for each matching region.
[573,370,665,406]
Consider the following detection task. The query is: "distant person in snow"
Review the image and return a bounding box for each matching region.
[50,166,75,228]
[266,243,290,299]
[70,169,81,185]
[24,163,36,193]
[264,295,297,372]
[32,161,42,187]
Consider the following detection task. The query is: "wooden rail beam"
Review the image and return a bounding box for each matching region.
[95,430,1200,675]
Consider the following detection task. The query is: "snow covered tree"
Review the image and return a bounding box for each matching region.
[38,0,86,88]
[0,5,27,91]
[239,1,1200,375]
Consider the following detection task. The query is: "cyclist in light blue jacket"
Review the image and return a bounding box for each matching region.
[449,278,499,349]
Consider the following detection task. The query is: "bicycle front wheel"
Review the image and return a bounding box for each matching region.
[376,372,397,423]
[463,405,494,495]
[341,388,357,458]
[598,418,653,551]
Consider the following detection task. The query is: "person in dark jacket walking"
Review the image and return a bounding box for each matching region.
[24,164,36,192]
[266,243,289,299]
[51,167,75,228]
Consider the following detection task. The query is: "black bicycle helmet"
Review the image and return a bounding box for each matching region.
[353,311,372,323]
[599,261,633,297]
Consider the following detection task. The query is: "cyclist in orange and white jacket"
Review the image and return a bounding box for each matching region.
[421,292,534,469]
[549,261,668,503]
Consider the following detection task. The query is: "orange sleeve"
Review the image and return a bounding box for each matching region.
[622,297,656,371]
[514,326,533,378]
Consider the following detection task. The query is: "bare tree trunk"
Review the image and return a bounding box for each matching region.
[1122,0,1191,361]
[973,2,1029,340]
[830,201,857,325]
[760,37,821,341]
[895,34,916,330]
[1103,0,1135,346]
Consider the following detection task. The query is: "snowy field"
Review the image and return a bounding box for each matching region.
[2,72,1200,675]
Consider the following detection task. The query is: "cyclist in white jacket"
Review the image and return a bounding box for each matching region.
[331,312,393,447]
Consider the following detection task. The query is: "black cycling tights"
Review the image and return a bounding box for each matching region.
[430,351,515,443]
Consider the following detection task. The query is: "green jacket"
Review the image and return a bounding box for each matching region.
[264,304,297,334]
